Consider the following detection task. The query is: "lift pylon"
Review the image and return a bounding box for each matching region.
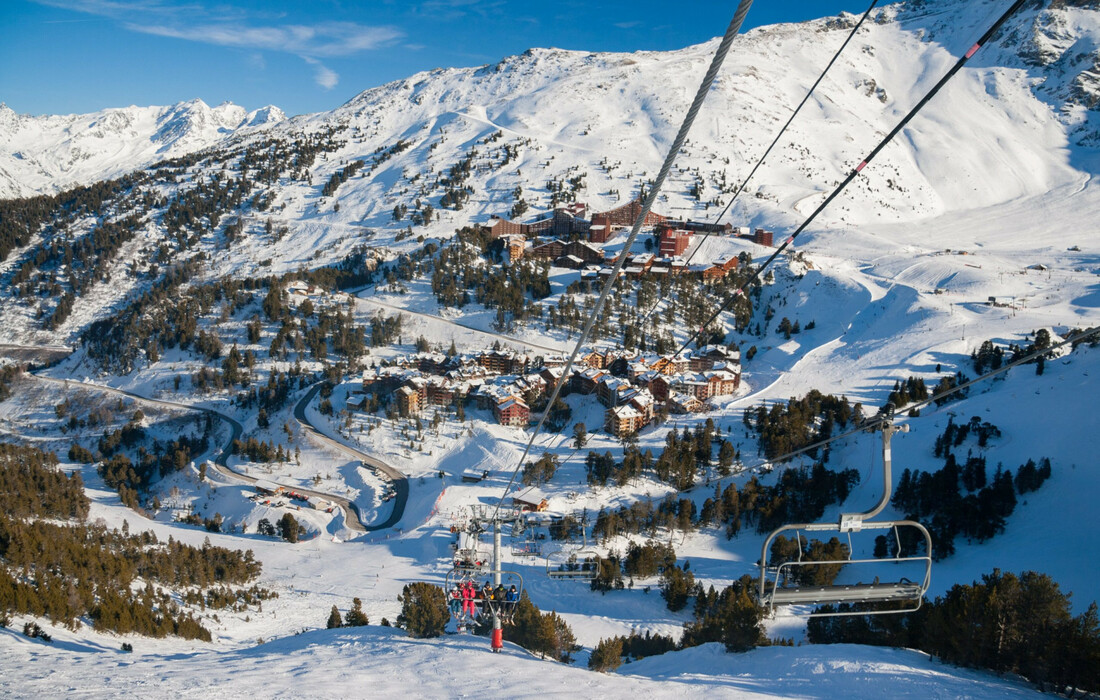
[757,409,932,617]
[445,507,525,648]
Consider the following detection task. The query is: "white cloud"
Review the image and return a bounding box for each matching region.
[302,56,339,90]
[126,21,402,57]
[35,1,403,58]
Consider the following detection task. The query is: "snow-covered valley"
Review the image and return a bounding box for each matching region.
[1,0,1099,696]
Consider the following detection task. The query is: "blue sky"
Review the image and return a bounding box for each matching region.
[1,1,872,117]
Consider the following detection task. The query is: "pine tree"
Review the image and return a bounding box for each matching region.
[588,637,623,672]
[396,582,448,638]
[326,605,343,629]
[344,597,369,627]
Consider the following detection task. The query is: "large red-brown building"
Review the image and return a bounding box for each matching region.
[659,229,693,257]
[752,228,774,247]
[494,396,530,427]
[591,198,666,229]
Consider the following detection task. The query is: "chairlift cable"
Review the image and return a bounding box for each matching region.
[638,0,880,328]
[489,0,758,523]
[672,0,1029,358]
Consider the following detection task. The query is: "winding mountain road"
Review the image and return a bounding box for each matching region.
[25,373,404,534]
[292,383,408,531]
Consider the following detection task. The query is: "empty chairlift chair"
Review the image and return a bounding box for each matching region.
[545,531,601,581]
[757,411,932,617]
[509,517,544,558]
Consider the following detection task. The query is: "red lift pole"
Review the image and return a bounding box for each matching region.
[491,520,503,652]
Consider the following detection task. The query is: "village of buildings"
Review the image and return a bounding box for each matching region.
[349,198,770,438]
[486,197,774,279]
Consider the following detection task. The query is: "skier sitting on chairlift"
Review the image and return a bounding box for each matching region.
[449,586,463,618]
[501,585,519,624]
[461,581,476,618]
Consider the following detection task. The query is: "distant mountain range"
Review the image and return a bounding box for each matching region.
[0,99,286,199]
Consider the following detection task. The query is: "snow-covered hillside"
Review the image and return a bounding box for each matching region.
[0,627,1051,699]
[2,0,1099,696]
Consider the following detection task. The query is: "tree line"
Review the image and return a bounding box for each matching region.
[808,569,1100,694]
[0,444,270,640]
[891,419,1052,559]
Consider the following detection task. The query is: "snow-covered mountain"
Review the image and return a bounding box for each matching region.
[0,99,285,199]
[2,0,1099,695]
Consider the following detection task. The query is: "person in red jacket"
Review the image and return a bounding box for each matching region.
[461,580,476,618]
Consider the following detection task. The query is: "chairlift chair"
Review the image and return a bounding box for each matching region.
[511,534,543,558]
[451,525,491,574]
[757,411,933,617]
[545,530,601,581]
[444,567,524,626]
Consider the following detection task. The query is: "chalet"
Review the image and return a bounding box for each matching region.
[581,350,608,369]
[541,354,568,368]
[701,344,741,365]
[414,352,449,375]
[605,403,646,437]
[650,354,690,376]
[606,354,633,377]
[631,253,655,271]
[539,366,564,390]
[254,480,283,497]
[680,374,712,401]
[494,396,530,427]
[628,388,656,422]
[571,367,608,394]
[346,394,366,412]
[506,235,526,262]
[425,378,457,407]
[687,346,741,373]
[477,350,528,374]
[630,363,656,382]
[407,376,428,404]
[688,353,717,372]
[511,486,549,512]
[648,374,672,402]
[515,373,547,401]
[668,393,704,414]
[597,376,634,407]
[530,239,565,261]
[562,240,604,265]
[702,254,739,281]
[596,266,624,282]
[396,385,421,417]
[557,254,585,269]
[472,383,507,410]
[363,366,415,396]
[705,369,740,397]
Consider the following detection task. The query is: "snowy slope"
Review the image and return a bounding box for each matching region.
[0,627,1050,699]
[2,0,1100,695]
